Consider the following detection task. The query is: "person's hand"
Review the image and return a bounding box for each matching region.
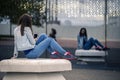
[34,38,38,41]
[11,56,16,59]
[11,53,18,59]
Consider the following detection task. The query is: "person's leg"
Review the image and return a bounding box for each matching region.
[26,37,75,59]
[83,37,96,50]
[94,39,104,48]
[36,33,47,45]
[26,37,66,58]
[36,33,54,53]
[94,39,110,50]
[25,38,52,58]
[47,47,54,53]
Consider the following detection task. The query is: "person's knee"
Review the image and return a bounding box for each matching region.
[39,33,48,39]
[89,37,94,41]
[48,37,54,41]
[94,39,98,42]
[40,33,48,38]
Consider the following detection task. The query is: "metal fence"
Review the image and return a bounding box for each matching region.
[0,0,120,47]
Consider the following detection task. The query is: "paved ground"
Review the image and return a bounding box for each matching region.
[62,68,120,80]
[0,37,120,80]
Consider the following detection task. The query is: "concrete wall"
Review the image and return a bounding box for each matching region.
[0,24,10,35]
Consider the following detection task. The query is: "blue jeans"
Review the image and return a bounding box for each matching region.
[36,33,54,53]
[25,33,66,58]
[83,37,104,50]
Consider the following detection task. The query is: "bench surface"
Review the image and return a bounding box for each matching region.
[0,58,72,72]
[75,50,107,56]
[75,50,107,62]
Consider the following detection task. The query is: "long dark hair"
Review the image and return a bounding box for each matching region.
[49,28,57,40]
[79,27,87,38]
[18,13,32,36]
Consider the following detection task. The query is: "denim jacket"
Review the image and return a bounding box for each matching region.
[77,35,87,49]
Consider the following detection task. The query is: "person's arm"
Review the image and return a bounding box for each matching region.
[12,31,18,58]
[25,27,36,45]
[12,41,18,58]
[77,35,81,49]
[78,35,84,49]
[84,36,88,44]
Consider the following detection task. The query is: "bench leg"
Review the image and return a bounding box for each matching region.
[3,72,66,80]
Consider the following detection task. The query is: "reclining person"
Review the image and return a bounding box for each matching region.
[13,13,76,60]
[77,27,109,51]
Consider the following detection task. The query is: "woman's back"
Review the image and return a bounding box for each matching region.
[14,26,35,51]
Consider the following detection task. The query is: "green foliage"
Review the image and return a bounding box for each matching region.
[0,0,46,27]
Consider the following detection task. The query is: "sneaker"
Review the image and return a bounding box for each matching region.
[95,47,102,51]
[63,52,76,60]
[102,47,110,51]
[50,51,62,59]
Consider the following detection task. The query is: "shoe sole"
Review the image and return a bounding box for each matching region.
[64,58,77,60]
[51,57,77,60]
[50,57,63,59]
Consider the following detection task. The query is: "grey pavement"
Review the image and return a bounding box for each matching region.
[0,37,120,80]
[62,68,120,80]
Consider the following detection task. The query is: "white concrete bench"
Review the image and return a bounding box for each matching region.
[0,58,72,80]
[75,50,108,62]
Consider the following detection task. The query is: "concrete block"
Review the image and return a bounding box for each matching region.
[75,50,107,62]
[75,50,107,56]
[0,58,72,80]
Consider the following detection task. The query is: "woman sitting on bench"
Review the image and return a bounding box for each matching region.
[13,13,76,60]
[77,27,109,51]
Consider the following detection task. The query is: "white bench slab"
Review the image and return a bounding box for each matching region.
[75,50,107,56]
[75,50,108,62]
[77,58,105,62]
[0,58,72,80]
